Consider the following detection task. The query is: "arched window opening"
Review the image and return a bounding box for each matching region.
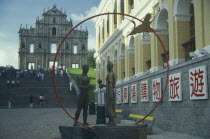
[120,43,126,80]
[39,43,42,49]
[123,72,125,78]
[22,42,25,48]
[98,64,101,71]
[30,44,34,53]
[53,17,56,23]
[120,43,125,59]
[156,9,169,66]
[128,36,135,76]
[82,44,85,50]
[114,0,117,26]
[107,56,110,62]
[98,26,101,46]
[114,50,117,61]
[73,46,78,54]
[132,67,135,75]
[146,60,151,70]
[102,21,104,40]
[51,43,57,53]
[129,36,134,50]
[190,3,195,39]
[52,27,56,36]
[66,43,69,49]
[102,61,105,69]
[107,14,110,35]
[121,0,125,19]
[182,3,195,61]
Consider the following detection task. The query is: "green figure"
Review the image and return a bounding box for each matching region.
[105,61,116,125]
[74,64,90,126]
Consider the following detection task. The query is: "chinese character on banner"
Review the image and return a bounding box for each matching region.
[131,84,137,103]
[189,65,208,100]
[116,88,121,104]
[169,73,182,101]
[140,81,149,102]
[123,86,128,103]
[152,78,161,102]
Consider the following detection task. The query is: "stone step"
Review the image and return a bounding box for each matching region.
[0,71,77,108]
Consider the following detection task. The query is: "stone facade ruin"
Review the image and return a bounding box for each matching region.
[18,5,88,70]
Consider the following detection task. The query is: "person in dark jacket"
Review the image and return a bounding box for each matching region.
[29,95,33,108]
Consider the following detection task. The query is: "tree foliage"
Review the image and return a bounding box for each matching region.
[87,49,96,68]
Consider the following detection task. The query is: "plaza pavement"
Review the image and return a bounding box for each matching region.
[0,108,204,139]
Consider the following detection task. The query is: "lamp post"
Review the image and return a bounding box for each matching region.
[96,79,106,124]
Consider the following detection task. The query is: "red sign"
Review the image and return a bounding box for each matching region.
[140,81,148,102]
[152,78,161,102]
[131,84,137,103]
[169,73,182,101]
[123,86,128,103]
[189,66,208,100]
[116,88,121,104]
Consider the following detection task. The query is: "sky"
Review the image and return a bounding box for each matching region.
[0,0,101,68]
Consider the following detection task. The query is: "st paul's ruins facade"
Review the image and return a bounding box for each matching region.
[18,5,88,70]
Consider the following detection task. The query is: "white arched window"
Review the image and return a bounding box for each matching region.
[30,44,34,53]
[73,46,78,54]
[51,43,57,53]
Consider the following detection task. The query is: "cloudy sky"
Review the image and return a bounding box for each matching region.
[0,0,100,68]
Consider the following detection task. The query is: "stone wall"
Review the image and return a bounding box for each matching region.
[115,55,210,138]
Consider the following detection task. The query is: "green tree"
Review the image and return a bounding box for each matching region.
[87,49,96,68]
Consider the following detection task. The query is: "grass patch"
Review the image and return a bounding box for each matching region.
[68,68,96,101]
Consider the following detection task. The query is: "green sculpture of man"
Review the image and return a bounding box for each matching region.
[74,64,90,126]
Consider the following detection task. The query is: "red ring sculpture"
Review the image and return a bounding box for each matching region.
[51,12,170,130]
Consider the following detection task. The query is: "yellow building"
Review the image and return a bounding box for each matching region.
[94,0,210,137]
[94,0,210,86]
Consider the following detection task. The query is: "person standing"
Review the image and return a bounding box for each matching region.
[60,68,63,77]
[16,79,20,87]
[8,96,12,109]
[42,95,45,106]
[41,73,44,81]
[37,72,40,80]
[29,95,33,108]
[11,80,15,88]
[69,80,73,92]
[55,66,58,76]
[39,95,42,106]
[6,80,10,88]
[74,65,91,126]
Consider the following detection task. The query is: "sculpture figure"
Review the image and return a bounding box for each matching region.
[74,64,91,126]
[126,8,160,37]
[104,61,117,125]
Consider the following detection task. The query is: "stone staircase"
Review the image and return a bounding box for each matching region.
[0,71,78,108]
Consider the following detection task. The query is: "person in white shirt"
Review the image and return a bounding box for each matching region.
[39,95,43,106]
[60,69,63,77]
[55,66,58,76]
[11,80,15,88]
[69,80,72,91]
[7,80,10,88]
[41,73,44,80]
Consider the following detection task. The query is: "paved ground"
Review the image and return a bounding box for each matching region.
[0,108,205,139]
